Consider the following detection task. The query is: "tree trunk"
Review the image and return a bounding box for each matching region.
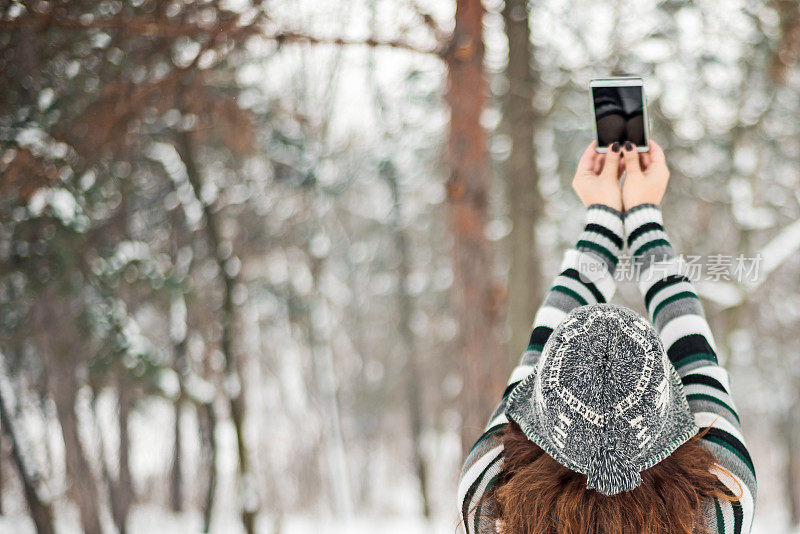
[0,361,55,534]
[170,397,184,513]
[444,0,507,454]
[199,401,218,534]
[169,399,183,513]
[34,294,103,534]
[114,377,133,534]
[169,297,188,513]
[770,0,800,83]
[784,392,800,527]
[307,257,354,519]
[93,379,132,534]
[174,128,257,534]
[380,160,431,518]
[366,32,429,516]
[49,369,103,534]
[0,429,4,516]
[501,0,544,365]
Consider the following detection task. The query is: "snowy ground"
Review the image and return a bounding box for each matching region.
[0,507,795,534]
[0,507,456,534]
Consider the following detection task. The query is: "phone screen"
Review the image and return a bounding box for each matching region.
[592,85,646,147]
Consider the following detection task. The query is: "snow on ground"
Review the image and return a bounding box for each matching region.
[0,507,457,534]
[0,507,795,534]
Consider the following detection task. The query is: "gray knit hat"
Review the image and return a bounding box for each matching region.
[505,303,698,496]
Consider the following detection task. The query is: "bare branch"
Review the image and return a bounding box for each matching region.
[0,12,240,37]
[267,30,441,56]
[0,12,441,56]
[406,0,447,39]
[1,3,268,47]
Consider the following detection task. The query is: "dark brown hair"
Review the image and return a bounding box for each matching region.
[472,421,741,534]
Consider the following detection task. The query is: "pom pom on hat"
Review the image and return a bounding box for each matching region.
[585,437,642,495]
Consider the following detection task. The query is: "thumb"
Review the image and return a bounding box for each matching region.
[622,141,641,175]
[600,142,622,179]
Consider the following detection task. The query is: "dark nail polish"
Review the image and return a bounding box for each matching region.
[624,141,634,151]
[611,142,620,153]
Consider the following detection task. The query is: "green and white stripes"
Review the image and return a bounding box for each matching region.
[458,203,756,534]
[624,203,756,534]
[577,203,625,270]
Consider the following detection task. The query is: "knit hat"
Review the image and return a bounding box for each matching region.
[505,303,698,496]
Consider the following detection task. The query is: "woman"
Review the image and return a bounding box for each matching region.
[458,140,756,534]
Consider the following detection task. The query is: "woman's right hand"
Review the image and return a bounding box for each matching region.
[621,140,670,210]
[571,140,624,212]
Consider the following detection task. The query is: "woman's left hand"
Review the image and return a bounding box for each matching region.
[571,141,623,212]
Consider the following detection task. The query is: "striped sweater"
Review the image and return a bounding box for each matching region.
[458,203,756,534]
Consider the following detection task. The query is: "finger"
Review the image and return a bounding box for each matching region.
[622,141,641,174]
[600,142,621,179]
[578,141,598,171]
[592,153,605,174]
[640,151,653,169]
[649,140,666,163]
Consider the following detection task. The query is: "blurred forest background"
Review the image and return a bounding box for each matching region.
[0,0,799,532]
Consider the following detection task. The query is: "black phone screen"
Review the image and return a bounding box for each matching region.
[592,86,645,147]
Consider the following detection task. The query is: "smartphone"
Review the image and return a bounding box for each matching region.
[589,77,649,153]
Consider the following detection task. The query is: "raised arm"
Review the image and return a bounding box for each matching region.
[621,141,756,534]
[458,141,626,533]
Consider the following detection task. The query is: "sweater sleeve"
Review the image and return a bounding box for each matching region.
[457,204,624,534]
[624,203,757,534]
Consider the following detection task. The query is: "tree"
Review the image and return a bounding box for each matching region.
[501,0,545,364]
[0,357,54,534]
[174,127,259,533]
[0,2,264,532]
[33,290,103,534]
[444,0,507,452]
